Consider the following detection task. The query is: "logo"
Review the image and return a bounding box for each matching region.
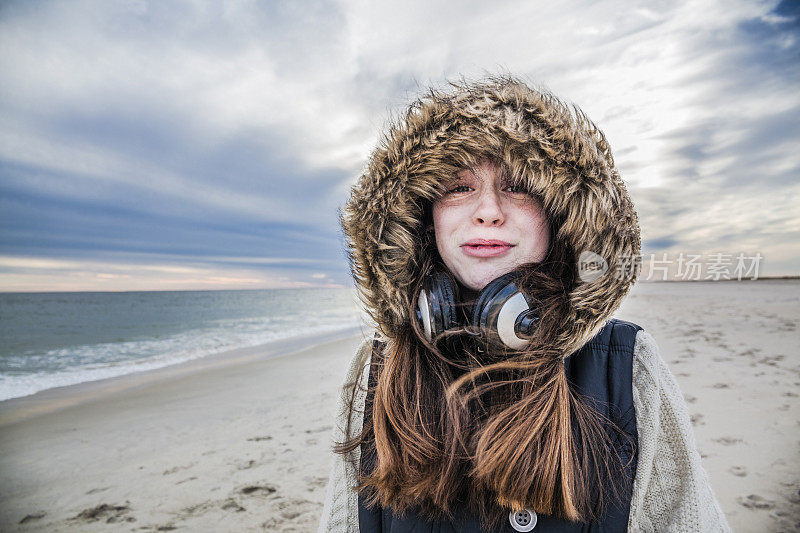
[578,251,608,282]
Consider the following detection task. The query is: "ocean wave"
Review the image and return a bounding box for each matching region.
[0,318,362,402]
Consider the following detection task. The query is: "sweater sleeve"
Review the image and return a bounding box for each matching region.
[627,330,731,533]
[317,338,373,533]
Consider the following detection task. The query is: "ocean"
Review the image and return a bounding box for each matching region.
[0,288,364,402]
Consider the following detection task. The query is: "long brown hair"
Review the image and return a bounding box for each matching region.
[335,168,633,530]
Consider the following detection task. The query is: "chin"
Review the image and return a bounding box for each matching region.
[464,269,509,291]
[446,257,517,291]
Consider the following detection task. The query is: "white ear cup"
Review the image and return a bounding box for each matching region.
[417,289,432,341]
[496,292,531,350]
[417,270,537,349]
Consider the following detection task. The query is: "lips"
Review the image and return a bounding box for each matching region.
[461,239,515,258]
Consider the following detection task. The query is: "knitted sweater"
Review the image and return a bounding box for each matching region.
[317,329,731,532]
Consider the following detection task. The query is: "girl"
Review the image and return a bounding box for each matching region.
[319,76,730,532]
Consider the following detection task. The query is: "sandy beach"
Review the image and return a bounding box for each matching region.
[0,280,798,532]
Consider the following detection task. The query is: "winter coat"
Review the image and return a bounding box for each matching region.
[318,77,731,532]
[359,318,642,532]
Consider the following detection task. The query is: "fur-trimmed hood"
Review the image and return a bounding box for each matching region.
[341,77,641,357]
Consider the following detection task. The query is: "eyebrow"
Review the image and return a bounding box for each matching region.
[448,163,517,186]
[496,164,511,181]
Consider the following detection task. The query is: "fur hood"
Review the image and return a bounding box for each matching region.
[341,77,641,357]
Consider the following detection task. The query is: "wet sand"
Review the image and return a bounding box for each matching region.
[0,333,368,532]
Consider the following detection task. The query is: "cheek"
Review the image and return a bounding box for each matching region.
[433,204,456,244]
[432,203,443,233]
[518,207,550,257]
[524,204,548,232]
[535,215,550,243]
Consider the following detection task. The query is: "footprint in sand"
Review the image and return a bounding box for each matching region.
[767,509,798,532]
[180,500,214,517]
[72,502,135,524]
[236,459,257,470]
[221,498,246,512]
[182,495,248,517]
[260,497,320,531]
[710,383,730,389]
[684,395,697,404]
[305,425,333,434]
[17,511,46,525]
[713,436,743,446]
[737,494,776,510]
[728,466,748,477]
[758,355,785,367]
[690,413,705,426]
[247,435,273,442]
[239,484,278,496]
[140,524,178,532]
[304,475,329,490]
[162,463,195,475]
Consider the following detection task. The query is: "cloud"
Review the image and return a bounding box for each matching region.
[0,0,797,291]
[0,253,350,292]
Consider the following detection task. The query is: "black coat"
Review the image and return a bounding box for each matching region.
[358,318,642,533]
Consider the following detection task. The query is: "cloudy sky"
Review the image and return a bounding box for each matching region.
[0,0,797,291]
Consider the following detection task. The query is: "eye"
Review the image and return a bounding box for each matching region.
[441,178,473,194]
[504,184,528,194]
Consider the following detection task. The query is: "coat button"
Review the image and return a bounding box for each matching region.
[508,508,537,531]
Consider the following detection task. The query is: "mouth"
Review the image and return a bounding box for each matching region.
[460,239,515,258]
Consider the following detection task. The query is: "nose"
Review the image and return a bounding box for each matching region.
[472,187,505,226]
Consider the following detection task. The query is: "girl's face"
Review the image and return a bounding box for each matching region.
[433,159,550,291]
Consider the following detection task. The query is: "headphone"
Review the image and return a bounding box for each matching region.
[415,270,540,350]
